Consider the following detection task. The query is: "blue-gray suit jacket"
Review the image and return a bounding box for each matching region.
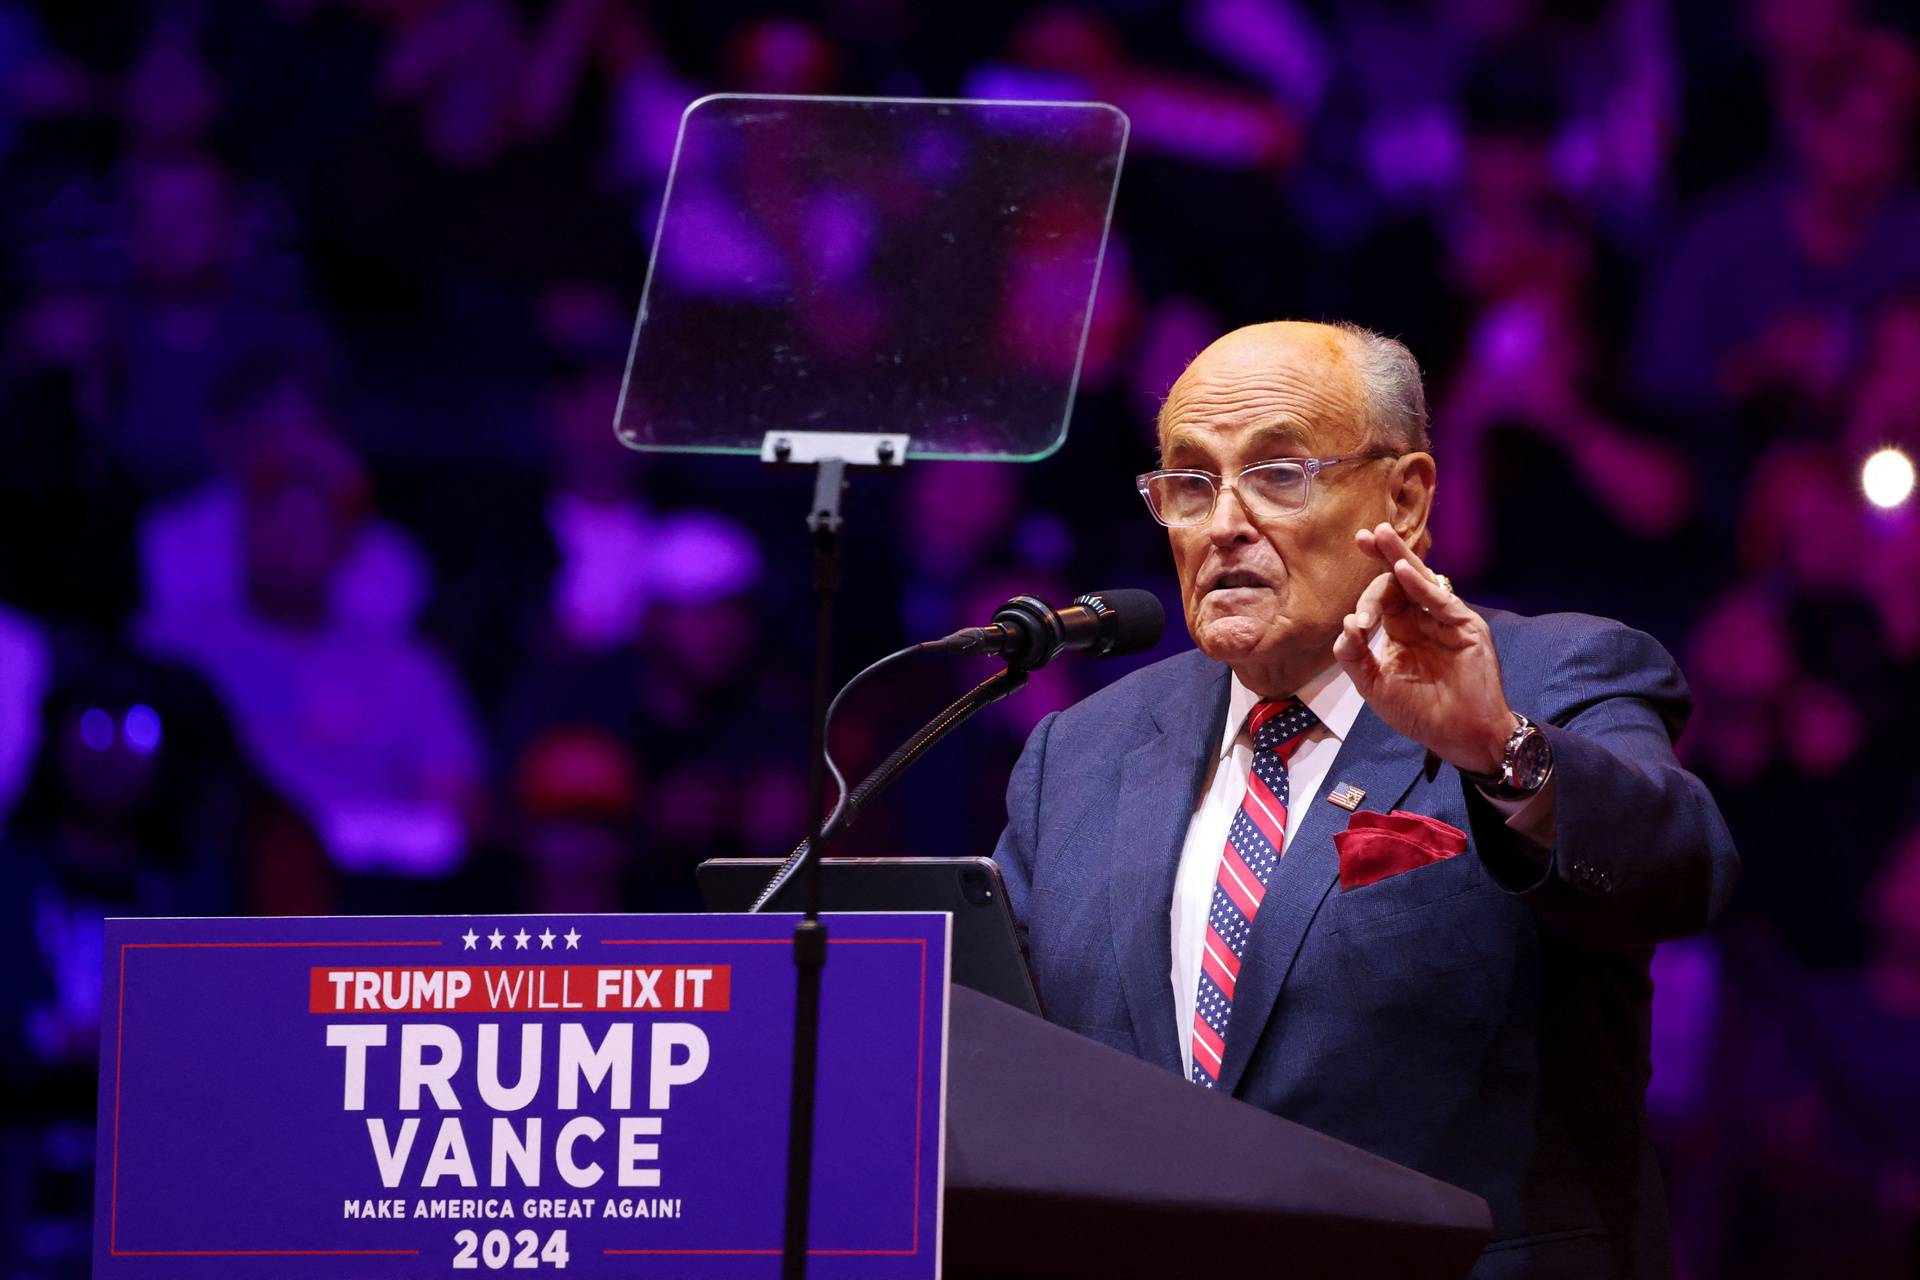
[992,608,1738,1279]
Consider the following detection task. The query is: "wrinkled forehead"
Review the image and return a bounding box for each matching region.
[1156,331,1366,464]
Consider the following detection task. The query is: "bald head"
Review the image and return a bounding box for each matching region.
[1158,321,1428,458]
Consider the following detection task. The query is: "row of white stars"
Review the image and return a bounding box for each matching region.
[461,927,582,951]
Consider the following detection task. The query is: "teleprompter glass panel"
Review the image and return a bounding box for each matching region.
[615,95,1129,461]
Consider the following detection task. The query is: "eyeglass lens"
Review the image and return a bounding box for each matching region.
[1146,463,1311,524]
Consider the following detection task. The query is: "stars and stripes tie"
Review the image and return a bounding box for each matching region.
[1190,697,1319,1088]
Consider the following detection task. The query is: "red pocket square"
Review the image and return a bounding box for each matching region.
[1334,810,1468,891]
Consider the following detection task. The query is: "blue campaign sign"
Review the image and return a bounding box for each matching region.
[94,912,950,1279]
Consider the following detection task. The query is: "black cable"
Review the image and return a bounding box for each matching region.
[750,659,1026,912]
[748,640,934,912]
[821,642,933,829]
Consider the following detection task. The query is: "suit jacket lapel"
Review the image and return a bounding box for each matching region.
[1107,659,1230,1076]
[1215,703,1429,1095]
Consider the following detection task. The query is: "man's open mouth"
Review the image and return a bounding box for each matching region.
[1207,570,1272,592]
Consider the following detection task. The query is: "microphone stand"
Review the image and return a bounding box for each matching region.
[752,573,1148,1271]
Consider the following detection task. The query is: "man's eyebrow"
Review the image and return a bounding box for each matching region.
[1242,421,1313,452]
[1161,421,1313,463]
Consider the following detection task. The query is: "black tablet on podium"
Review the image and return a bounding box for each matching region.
[696,855,1043,1016]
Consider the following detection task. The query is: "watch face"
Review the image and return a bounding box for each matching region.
[1512,729,1552,791]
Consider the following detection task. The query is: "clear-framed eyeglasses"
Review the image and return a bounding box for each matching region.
[1134,452,1399,527]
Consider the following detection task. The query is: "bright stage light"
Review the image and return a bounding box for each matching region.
[1863,447,1916,510]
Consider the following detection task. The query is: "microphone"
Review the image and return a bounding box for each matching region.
[930,589,1164,671]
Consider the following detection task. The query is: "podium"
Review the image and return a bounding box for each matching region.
[943,986,1491,1279]
[92,911,1487,1278]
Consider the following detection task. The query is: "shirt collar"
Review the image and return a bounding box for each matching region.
[1215,624,1384,760]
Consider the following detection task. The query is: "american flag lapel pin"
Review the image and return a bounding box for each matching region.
[1327,782,1366,811]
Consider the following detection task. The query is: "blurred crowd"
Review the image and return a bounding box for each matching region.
[1,0,1919,1274]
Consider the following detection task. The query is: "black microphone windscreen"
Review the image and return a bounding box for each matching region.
[1085,588,1164,656]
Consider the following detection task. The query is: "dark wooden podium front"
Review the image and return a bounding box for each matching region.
[942,986,1491,1279]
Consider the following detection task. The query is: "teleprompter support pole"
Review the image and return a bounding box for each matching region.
[759,430,906,1280]
[782,455,845,1280]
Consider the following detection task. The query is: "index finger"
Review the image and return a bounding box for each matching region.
[1364,522,1427,575]
[1362,523,1474,618]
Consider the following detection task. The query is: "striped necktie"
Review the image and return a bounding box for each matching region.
[1191,696,1319,1088]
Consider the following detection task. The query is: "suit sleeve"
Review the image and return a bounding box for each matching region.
[1466,621,1739,950]
[990,710,1059,950]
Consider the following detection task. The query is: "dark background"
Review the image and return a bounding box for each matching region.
[2,0,1919,1274]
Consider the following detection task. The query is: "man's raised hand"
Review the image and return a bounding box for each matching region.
[1331,523,1515,775]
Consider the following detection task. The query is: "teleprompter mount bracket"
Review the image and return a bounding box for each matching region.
[761,430,911,468]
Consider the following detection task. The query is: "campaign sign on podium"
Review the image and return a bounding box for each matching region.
[94,912,950,1279]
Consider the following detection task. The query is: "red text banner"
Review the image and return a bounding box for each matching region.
[307,966,732,1015]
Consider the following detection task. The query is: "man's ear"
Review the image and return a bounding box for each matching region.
[1388,452,1436,553]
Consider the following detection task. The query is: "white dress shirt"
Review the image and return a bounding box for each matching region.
[1170,641,1373,1078]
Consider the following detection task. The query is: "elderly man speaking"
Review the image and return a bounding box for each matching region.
[992,321,1737,1279]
